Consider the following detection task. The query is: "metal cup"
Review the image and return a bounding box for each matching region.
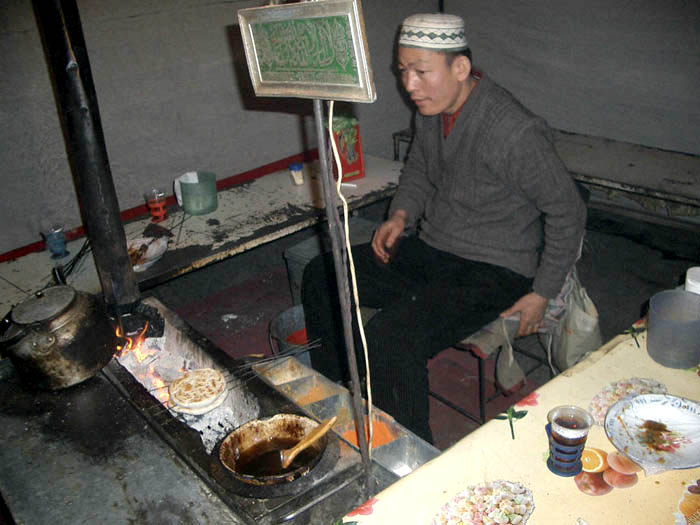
[546,405,594,477]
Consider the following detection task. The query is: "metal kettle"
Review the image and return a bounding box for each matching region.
[0,285,118,390]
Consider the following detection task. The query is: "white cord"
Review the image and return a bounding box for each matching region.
[328,101,373,458]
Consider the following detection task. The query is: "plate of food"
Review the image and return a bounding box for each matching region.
[605,394,700,474]
[127,237,168,272]
[589,377,667,426]
[431,480,534,525]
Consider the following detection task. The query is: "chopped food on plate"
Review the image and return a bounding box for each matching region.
[128,242,149,266]
[639,420,690,453]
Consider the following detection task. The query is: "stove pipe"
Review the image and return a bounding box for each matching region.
[33,0,140,311]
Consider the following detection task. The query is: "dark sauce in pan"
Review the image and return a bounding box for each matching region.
[235,437,319,477]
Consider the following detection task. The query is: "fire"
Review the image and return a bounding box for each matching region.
[151,375,169,404]
[138,363,169,404]
[115,321,171,405]
[115,321,149,358]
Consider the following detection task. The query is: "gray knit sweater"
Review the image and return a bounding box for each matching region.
[389,74,586,299]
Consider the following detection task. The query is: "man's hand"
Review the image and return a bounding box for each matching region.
[371,210,407,264]
[500,292,549,337]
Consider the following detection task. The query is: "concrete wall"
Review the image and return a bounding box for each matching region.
[1,1,698,255]
[446,0,700,154]
[0,0,427,255]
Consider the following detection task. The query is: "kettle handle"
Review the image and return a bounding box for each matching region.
[0,311,26,356]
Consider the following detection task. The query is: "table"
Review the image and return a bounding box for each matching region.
[340,330,700,524]
[0,155,400,313]
[394,127,700,209]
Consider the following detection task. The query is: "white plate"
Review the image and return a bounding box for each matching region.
[605,394,700,472]
[127,237,168,272]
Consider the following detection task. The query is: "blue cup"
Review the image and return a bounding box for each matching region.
[546,423,584,476]
[545,405,593,477]
[44,226,69,259]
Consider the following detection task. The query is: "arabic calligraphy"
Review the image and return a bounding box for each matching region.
[252,16,359,85]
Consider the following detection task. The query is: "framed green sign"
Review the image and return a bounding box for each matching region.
[238,0,376,103]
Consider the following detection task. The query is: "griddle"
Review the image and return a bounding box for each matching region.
[0,315,397,525]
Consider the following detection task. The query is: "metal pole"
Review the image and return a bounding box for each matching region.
[33,0,140,310]
[312,100,371,475]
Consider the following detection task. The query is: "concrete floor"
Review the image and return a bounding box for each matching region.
[149,201,700,451]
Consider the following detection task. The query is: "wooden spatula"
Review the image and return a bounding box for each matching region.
[280,416,337,469]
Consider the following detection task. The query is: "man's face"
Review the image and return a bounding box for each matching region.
[397,47,467,115]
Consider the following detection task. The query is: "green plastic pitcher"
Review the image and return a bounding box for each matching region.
[174,171,217,215]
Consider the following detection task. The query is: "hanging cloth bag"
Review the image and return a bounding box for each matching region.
[554,270,603,371]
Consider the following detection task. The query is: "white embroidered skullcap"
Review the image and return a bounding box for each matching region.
[399,13,468,51]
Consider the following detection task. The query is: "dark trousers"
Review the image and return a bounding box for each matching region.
[301,236,532,443]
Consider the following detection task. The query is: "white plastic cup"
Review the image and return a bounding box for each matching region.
[289,163,304,186]
[685,267,700,295]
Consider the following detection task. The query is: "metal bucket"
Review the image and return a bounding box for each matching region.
[269,305,311,367]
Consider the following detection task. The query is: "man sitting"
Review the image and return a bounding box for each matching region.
[302,13,586,443]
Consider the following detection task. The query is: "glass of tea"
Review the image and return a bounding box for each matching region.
[546,405,594,476]
[145,188,167,223]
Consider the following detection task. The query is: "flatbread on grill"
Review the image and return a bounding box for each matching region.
[168,368,226,410]
[170,386,228,415]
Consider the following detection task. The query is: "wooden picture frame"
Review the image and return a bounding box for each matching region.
[237,0,376,103]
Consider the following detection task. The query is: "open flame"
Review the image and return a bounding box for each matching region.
[115,321,149,357]
[115,321,171,404]
[140,362,169,404]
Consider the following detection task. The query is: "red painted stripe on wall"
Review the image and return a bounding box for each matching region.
[0,150,319,263]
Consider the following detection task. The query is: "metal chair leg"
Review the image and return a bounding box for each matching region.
[477,354,486,424]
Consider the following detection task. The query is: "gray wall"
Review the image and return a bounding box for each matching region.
[446,0,700,154]
[1,1,699,255]
[0,0,426,254]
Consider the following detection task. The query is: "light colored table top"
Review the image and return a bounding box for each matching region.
[341,330,700,525]
[553,130,700,207]
[0,154,400,313]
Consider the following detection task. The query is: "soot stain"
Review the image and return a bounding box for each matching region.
[37,377,145,462]
[211,231,229,243]
[126,494,200,525]
[0,373,57,418]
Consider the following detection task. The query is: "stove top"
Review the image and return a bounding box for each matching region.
[0,297,398,525]
[105,296,400,523]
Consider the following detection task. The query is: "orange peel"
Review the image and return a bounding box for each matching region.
[581,448,609,473]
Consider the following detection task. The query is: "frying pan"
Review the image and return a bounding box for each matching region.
[219,413,327,486]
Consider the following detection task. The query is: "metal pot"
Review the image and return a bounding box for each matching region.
[0,285,118,390]
[219,413,327,486]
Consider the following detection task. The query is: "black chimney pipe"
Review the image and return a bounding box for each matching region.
[32,0,140,311]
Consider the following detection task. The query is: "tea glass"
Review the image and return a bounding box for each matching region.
[546,405,594,477]
[145,189,167,223]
